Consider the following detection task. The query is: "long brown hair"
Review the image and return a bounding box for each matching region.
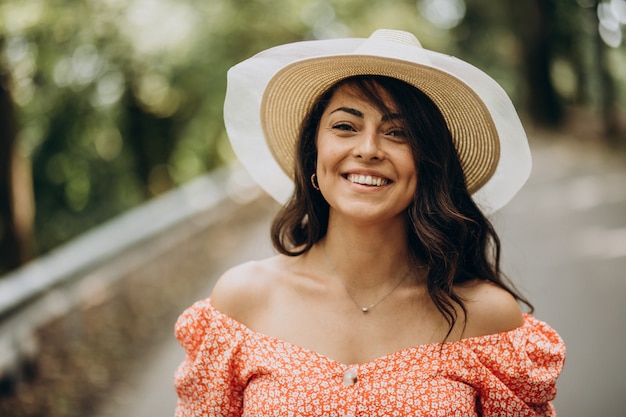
[271,75,532,333]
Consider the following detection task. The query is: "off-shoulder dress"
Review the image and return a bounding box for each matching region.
[174,298,565,417]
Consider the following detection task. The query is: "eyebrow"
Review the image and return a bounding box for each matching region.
[330,107,363,118]
[329,107,403,122]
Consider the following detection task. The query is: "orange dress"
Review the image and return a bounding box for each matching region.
[174,299,565,417]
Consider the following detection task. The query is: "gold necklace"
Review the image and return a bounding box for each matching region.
[322,244,411,313]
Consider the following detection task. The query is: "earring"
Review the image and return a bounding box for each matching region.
[310,173,320,190]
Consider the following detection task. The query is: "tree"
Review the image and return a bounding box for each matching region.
[1,0,624,274]
[0,58,35,274]
[512,0,564,126]
[458,0,564,127]
[589,0,623,141]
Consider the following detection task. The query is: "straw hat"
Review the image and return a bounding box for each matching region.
[224,29,531,214]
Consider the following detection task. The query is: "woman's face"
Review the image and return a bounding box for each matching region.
[315,83,417,225]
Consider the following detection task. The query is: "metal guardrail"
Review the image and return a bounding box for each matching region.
[0,162,261,378]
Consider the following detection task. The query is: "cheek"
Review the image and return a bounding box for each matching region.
[399,153,419,196]
[315,139,341,172]
[398,149,418,178]
[315,155,337,185]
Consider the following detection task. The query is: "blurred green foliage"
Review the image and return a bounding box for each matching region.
[0,0,624,259]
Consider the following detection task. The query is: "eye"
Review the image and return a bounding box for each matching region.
[332,123,356,132]
[385,128,407,140]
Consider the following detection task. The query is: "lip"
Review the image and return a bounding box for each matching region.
[341,169,393,188]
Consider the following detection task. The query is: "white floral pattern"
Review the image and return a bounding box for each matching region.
[174,299,565,417]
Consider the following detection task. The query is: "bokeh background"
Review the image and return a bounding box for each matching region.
[0,0,625,416]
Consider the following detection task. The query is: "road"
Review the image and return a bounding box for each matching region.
[95,135,626,417]
[496,136,626,416]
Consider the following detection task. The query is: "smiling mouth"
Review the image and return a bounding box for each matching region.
[344,173,390,187]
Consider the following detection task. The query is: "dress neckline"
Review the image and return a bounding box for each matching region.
[206,299,531,368]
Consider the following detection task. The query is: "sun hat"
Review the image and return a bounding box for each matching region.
[224,29,531,214]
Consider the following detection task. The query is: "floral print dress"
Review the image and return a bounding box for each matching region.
[174,299,565,417]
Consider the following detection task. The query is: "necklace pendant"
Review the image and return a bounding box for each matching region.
[361,307,369,313]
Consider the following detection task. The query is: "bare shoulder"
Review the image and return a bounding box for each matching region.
[210,256,283,325]
[456,280,525,338]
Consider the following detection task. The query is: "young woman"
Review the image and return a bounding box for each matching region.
[174,30,565,416]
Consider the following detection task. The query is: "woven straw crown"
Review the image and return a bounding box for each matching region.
[224,29,531,214]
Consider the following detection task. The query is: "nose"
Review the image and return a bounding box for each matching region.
[353,130,384,161]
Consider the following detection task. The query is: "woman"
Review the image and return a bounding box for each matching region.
[174,30,565,416]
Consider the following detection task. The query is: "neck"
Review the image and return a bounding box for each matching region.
[320,215,414,289]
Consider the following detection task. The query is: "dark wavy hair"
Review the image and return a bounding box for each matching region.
[270,75,532,334]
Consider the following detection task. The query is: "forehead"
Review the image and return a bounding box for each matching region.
[325,82,399,115]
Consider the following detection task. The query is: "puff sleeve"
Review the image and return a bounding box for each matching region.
[453,315,566,417]
[174,298,247,417]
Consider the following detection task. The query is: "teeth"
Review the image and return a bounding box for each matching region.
[347,174,388,186]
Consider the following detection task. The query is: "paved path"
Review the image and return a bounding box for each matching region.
[96,136,626,417]
[496,136,626,416]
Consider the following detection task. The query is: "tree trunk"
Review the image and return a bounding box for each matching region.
[0,67,35,275]
[508,0,563,126]
[121,88,178,198]
[591,2,623,143]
